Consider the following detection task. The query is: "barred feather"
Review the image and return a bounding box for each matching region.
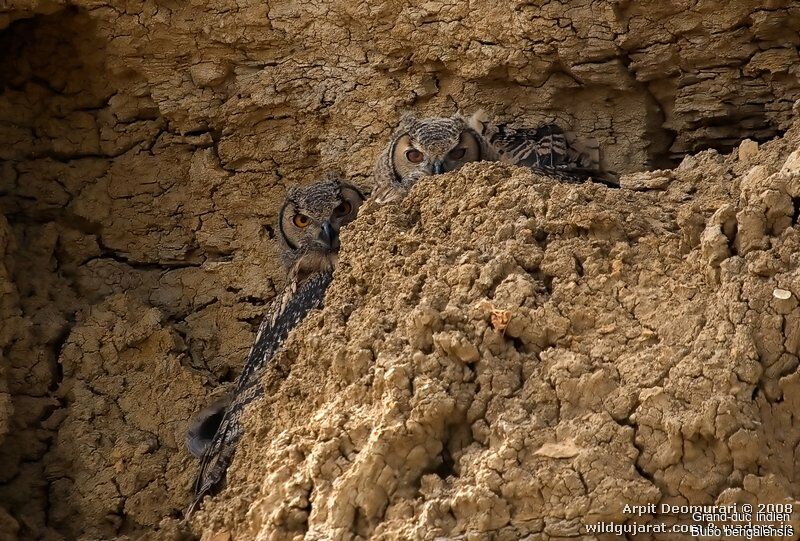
[188,271,334,513]
[468,111,618,186]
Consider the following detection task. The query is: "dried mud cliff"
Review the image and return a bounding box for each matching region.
[0,0,799,540]
[191,124,800,540]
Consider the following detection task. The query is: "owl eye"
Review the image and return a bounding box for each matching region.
[405,148,424,163]
[293,213,311,228]
[448,147,467,160]
[334,201,352,216]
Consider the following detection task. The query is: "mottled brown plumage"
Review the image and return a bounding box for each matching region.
[373,111,616,203]
[187,174,365,513]
[469,111,617,185]
[372,112,495,204]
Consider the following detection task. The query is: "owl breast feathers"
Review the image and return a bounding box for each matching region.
[187,175,364,513]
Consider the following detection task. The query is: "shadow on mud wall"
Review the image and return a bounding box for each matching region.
[0,8,230,540]
[1,2,800,540]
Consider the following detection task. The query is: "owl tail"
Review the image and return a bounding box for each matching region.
[561,131,619,185]
[186,397,230,458]
[187,408,243,516]
[187,440,237,516]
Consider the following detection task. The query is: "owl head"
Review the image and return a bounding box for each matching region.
[372,112,496,203]
[278,173,365,281]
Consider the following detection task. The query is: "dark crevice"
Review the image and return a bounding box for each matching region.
[353,506,370,538]
[241,295,267,306]
[633,459,655,484]
[240,315,265,331]
[3,210,103,235]
[86,251,203,271]
[433,445,457,480]
[298,485,313,534]
[46,325,71,393]
[510,336,526,354]
[574,256,585,277]
[180,127,212,137]
[215,366,236,385]
[532,270,555,296]
[204,253,234,263]
[533,228,549,250]
[618,415,656,485]
[724,220,739,256]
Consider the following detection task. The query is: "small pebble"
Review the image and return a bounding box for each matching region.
[773,288,792,300]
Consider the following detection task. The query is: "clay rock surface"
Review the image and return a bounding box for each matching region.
[1,0,800,540]
[191,123,800,540]
[2,0,800,177]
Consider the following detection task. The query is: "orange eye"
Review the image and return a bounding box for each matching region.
[448,147,466,160]
[405,149,424,163]
[334,201,352,216]
[293,214,311,228]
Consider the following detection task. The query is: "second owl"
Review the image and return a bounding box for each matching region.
[187,174,365,513]
[372,111,614,203]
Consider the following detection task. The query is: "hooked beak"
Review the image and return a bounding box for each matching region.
[319,221,339,250]
[432,159,445,175]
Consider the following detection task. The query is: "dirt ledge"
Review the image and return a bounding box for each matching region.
[1,2,800,539]
[189,116,800,540]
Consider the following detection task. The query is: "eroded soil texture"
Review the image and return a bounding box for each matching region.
[1,1,799,540]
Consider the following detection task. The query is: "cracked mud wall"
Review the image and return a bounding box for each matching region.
[0,8,290,540]
[193,124,800,540]
[0,1,799,540]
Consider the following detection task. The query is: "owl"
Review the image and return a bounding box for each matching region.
[187,174,365,513]
[372,111,615,203]
[467,110,598,170]
[371,112,497,204]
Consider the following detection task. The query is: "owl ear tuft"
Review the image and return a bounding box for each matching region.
[468,109,490,134]
[321,170,344,186]
[397,111,418,129]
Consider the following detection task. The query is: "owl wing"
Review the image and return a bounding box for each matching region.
[475,117,618,186]
[487,123,590,168]
[188,271,334,513]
